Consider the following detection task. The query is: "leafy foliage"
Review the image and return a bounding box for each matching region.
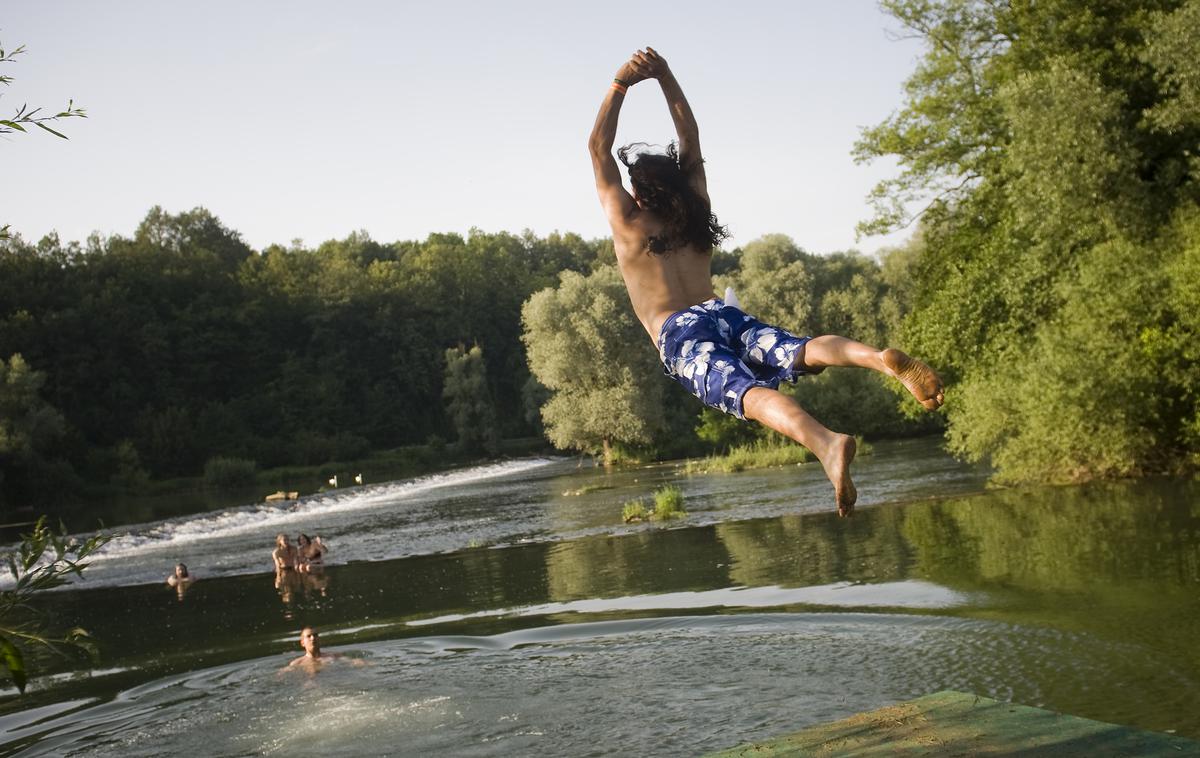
[858,0,1200,481]
[0,215,606,509]
[522,266,668,462]
[443,344,499,455]
[0,39,86,239]
[203,456,258,489]
[0,517,110,693]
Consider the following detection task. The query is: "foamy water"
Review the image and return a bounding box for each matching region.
[95,458,559,561]
[13,457,566,590]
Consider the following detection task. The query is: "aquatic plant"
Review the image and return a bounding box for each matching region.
[652,485,686,520]
[622,499,648,523]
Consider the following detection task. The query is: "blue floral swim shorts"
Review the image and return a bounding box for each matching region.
[657,298,819,419]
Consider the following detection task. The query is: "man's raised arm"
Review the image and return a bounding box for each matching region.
[588,60,644,223]
[630,48,708,202]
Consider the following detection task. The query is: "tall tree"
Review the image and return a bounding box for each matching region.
[443,344,499,455]
[857,0,1200,482]
[522,267,666,463]
[0,354,68,510]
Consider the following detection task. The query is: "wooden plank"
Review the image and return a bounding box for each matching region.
[709,691,1200,757]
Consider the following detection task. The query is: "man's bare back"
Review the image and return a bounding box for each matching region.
[589,48,721,341]
[612,218,716,340]
[589,47,944,516]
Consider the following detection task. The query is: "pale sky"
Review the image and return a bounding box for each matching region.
[4,1,922,254]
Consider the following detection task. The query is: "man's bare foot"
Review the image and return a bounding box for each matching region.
[882,348,945,411]
[822,434,857,517]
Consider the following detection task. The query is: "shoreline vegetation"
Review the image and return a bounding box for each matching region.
[681,436,871,475]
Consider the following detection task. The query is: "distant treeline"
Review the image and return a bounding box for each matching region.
[0,209,925,512]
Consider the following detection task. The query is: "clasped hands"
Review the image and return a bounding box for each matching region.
[616,47,669,87]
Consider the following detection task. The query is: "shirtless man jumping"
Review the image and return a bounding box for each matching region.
[588,47,944,516]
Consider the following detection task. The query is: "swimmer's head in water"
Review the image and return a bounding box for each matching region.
[276,533,289,548]
[300,626,320,655]
[175,563,188,578]
[618,141,728,255]
[298,534,311,547]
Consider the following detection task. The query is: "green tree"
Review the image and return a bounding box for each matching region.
[522,266,666,463]
[443,344,499,455]
[0,354,69,510]
[717,234,815,334]
[857,0,1200,481]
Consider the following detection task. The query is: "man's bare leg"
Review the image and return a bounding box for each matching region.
[799,336,945,410]
[742,387,857,517]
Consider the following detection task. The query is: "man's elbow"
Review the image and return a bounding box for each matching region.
[588,135,612,157]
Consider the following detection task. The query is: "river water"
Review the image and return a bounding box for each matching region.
[2,438,1198,756]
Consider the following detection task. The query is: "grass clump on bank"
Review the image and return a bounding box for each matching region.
[623,485,686,523]
[682,437,871,474]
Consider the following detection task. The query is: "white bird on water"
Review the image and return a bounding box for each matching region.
[328,475,338,488]
[354,473,363,485]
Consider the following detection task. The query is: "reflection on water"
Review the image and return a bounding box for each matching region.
[409,580,971,627]
[5,439,1200,754]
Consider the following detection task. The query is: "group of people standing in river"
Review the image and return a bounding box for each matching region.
[272,532,332,611]
[164,533,330,604]
[272,532,329,572]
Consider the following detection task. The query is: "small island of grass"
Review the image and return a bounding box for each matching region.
[623,485,687,523]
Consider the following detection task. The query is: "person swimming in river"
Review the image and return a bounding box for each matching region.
[588,47,945,517]
[285,626,365,671]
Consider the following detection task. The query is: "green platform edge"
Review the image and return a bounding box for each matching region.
[707,691,1200,757]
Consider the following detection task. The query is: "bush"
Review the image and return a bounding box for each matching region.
[203,456,258,489]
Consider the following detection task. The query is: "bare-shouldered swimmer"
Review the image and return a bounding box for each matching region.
[285,626,366,672]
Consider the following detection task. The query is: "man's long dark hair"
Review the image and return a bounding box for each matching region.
[617,141,729,255]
